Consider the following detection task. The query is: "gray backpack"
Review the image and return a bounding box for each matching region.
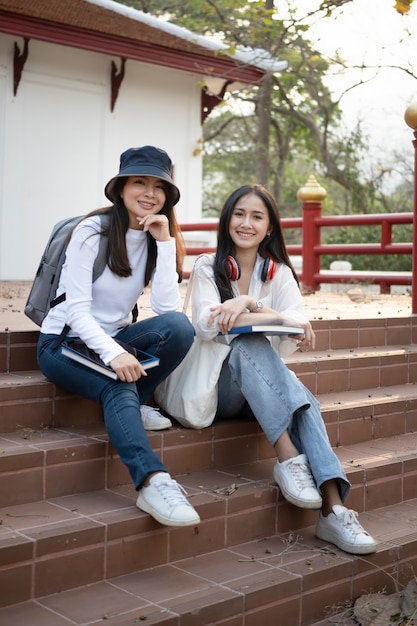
[24,213,109,327]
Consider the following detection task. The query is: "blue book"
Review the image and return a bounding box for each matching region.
[61,341,159,380]
[221,323,304,336]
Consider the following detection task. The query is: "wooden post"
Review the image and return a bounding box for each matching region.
[297,175,327,292]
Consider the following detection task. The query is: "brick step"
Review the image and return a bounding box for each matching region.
[0,369,102,433]
[1,383,417,509]
[0,319,416,623]
[286,344,417,395]
[2,498,416,626]
[0,330,39,373]
[312,316,416,352]
[1,340,416,434]
[320,382,417,446]
[2,317,416,375]
[0,430,417,621]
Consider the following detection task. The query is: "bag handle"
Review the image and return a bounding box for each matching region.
[182,269,194,314]
[182,252,214,314]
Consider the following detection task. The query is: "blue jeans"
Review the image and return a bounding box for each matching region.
[37,312,195,489]
[216,334,350,501]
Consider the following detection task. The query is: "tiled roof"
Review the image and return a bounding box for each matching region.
[0,0,201,54]
[0,0,287,80]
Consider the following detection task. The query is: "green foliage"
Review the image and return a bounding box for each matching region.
[116,0,376,206]
[115,0,415,275]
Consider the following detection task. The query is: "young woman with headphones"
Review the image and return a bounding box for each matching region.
[191,183,377,555]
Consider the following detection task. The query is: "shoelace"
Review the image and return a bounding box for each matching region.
[335,508,368,536]
[155,479,191,509]
[288,458,316,489]
[141,405,163,418]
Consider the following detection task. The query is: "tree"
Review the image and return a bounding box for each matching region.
[115,0,414,220]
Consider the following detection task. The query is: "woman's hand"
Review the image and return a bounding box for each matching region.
[137,214,171,242]
[109,352,147,382]
[208,296,250,334]
[290,320,316,352]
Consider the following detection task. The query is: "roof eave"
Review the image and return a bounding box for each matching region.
[0,12,270,85]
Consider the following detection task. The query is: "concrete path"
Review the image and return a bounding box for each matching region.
[0,280,413,332]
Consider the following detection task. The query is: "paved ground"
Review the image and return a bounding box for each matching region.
[0,280,414,332]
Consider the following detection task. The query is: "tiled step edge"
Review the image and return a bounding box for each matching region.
[1,316,416,373]
[1,340,417,432]
[1,497,417,624]
[0,383,417,509]
[1,430,417,609]
[0,382,417,506]
[287,344,417,395]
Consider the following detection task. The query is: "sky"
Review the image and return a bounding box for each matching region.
[306,0,417,189]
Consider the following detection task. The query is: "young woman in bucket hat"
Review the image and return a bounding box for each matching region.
[37,146,200,528]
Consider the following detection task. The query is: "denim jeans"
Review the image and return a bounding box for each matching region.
[216,333,350,501]
[37,312,195,489]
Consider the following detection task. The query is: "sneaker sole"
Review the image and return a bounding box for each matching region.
[279,488,322,509]
[136,495,200,527]
[142,422,172,431]
[315,525,378,555]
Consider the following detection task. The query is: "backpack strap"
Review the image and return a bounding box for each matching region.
[52,213,110,348]
[92,213,110,281]
[51,323,71,349]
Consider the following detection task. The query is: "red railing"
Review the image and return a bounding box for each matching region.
[180,178,414,309]
[180,118,417,317]
[301,210,413,293]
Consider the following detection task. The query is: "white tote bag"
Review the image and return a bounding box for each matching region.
[155,336,230,428]
[155,266,230,428]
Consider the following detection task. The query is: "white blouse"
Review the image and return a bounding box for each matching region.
[191,253,307,358]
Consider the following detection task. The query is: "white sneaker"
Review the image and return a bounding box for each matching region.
[136,473,200,527]
[273,453,322,509]
[140,405,172,431]
[316,505,377,555]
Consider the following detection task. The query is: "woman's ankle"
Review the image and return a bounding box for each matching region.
[274,431,299,462]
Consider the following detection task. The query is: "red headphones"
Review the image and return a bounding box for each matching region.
[226,255,277,282]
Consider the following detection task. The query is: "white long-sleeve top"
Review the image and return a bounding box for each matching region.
[41,215,180,365]
[191,253,307,358]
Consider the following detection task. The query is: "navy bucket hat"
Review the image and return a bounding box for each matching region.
[105,146,180,205]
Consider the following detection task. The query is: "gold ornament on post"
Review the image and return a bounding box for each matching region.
[395,0,413,15]
[297,175,327,203]
[404,102,417,130]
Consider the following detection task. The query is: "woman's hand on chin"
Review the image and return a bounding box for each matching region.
[137,215,171,242]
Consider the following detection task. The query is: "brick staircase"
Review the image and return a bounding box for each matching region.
[0,316,416,625]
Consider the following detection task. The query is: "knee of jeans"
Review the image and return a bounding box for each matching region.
[229,333,268,362]
[235,333,268,346]
[101,381,139,407]
[166,312,195,346]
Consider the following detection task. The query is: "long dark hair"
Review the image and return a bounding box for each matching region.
[213,184,299,302]
[85,178,185,285]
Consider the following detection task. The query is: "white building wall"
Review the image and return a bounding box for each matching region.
[0,34,203,279]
